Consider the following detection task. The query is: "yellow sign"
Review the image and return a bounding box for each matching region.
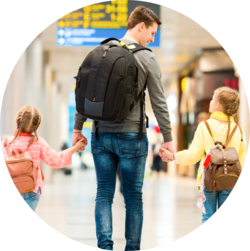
[83,121,93,128]
[58,0,128,29]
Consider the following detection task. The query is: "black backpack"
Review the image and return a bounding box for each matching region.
[74,37,152,139]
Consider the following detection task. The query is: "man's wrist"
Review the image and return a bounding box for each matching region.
[73,129,81,133]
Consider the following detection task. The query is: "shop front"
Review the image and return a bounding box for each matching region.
[176,47,240,177]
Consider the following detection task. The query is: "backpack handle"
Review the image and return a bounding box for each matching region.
[101,37,120,44]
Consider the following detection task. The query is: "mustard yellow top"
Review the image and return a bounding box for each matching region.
[177,111,247,189]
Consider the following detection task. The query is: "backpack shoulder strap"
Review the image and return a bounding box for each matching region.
[127,43,152,53]
[128,44,152,109]
[205,121,241,148]
[5,137,34,156]
[224,124,239,148]
[4,138,11,155]
[129,78,147,111]
[4,138,21,156]
[204,121,215,144]
[238,124,243,142]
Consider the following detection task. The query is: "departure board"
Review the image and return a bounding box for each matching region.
[57,0,160,47]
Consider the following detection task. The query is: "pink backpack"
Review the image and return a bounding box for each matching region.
[4,139,37,194]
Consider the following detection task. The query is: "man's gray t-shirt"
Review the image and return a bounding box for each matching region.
[74,38,172,142]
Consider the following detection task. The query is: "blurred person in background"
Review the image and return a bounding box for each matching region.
[152,134,163,174]
[61,141,72,175]
[78,151,88,170]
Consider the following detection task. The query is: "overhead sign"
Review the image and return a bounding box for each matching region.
[57,0,161,47]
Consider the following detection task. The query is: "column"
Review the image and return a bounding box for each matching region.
[233,63,250,154]
[0,49,26,139]
[22,36,45,137]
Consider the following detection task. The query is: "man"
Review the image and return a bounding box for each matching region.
[72,6,174,250]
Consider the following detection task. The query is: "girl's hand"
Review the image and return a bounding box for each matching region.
[71,139,85,154]
[72,129,88,152]
[160,148,174,161]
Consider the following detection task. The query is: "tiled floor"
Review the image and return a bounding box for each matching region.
[36,169,202,250]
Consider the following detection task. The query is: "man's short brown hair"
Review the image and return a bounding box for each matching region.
[127,6,162,30]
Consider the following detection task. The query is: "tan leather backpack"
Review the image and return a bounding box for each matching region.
[204,121,243,196]
[4,139,37,194]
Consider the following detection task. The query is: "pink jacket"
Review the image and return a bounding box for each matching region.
[2,135,72,194]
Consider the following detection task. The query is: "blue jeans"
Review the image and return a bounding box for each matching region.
[202,187,232,224]
[21,188,41,211]
[91,132,148,251]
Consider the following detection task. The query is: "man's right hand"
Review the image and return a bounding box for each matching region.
[72,129,88,152]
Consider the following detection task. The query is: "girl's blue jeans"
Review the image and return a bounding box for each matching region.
[21,187,41,211]
[202,187,232,224]
[91,132,148,251]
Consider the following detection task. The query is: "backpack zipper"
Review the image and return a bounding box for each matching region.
[215,173,239,179]
[93,49,108,102]
[121,46,128,78]
[5,158,33,164]
[213,173,239,195]
[13,174,35,182]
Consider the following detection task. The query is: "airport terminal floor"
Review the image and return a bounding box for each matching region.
[36,167,201,250]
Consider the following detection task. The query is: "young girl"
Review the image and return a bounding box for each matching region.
[2,105,85,211]
[160,87,247,223]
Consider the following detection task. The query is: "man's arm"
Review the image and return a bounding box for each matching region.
[146,55,173,143]
[74,110,87,130]
[146,55,174,161]
[72,110,88,151]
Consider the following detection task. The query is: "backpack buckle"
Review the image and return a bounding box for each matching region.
[120,41,130,50]
[215,141,224,148]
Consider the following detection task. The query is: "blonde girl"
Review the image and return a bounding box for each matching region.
[160,87,247,223]
[2,105,85,211]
